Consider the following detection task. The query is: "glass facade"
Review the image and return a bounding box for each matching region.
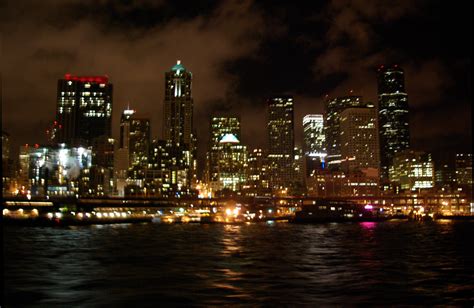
[56,75,113,146]
[163,60,193,146]
[267,96,295,189]
[389,149,433,192]
[324,96,367,168]
[377,66,410,185]
[303,114,325,156]
[339,107,380,173]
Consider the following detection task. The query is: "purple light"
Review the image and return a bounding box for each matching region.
[364,204,373,210]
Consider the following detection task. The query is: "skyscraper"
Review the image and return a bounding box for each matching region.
[245,148,270,196]
[324,95,367,168]
[267,95,295,190]
[56,74,113,146]
[339,106,379,173]
[205,116,241,191]
[163,61,196,186]
[377,65,410,186]
[216,133,248,192]
[303,114,326,176]
[163,60,193,146]
[303,114,325,156]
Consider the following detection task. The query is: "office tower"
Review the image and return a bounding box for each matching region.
[163,60,193,146]
[205,116,241,191]
[163,60,196,185]
[245,148,270,196]
[339,106,380,173]
[114,108,150,196]
[129,118,150,168]
[455,153,473,197]
[324,95,368,168]
[267,95,295,190]
[56,74,113,146]
[147,139,193,197]
[303,114,326,176]
[303,114,325,155]
[118,107,150,168]
[389,149,433,192]
[216,134,247,192]
[377,65,410,185]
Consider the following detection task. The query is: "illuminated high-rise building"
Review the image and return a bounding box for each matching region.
[324,95,367,168]
[163,60,193,146]
[216,134,248,192]
[389,149,433,192]
[377,65,410,186]
[339,106,379,173]
[163,61,196,185]
[267,95,295,190]
[303,114,325,155]
[205,116,241,190]
[245,148,270,196]
[114,108,150,196]
[56,74,113,146]
[303,114,327,177]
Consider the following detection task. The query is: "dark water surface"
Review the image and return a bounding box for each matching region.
[4,220,474,306]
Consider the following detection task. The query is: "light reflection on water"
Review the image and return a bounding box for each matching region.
[4,221,474,306]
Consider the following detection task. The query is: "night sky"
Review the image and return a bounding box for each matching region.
[2,0,472,167]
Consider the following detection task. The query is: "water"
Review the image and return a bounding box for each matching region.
[4,220,474,306]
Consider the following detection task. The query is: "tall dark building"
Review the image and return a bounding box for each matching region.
[377,65,410,186]
[56,74,113,146]
[163,61,196,185]
[163,60,193,146]
[324,95,368,169]
[267,96,295,190]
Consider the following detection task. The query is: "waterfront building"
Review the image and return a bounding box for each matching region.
[324,95,368,169]
[26,144,92,196]
[56,74,113,146]
[267,95,295,190]
[339,106,380,175]
[433,152,457,192]
[306,169,379,198]
[389,149,434,192]
[377,65,410,187]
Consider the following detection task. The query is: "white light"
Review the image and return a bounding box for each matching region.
[55,212,62,218]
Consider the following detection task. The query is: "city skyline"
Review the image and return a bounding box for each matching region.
[2,0,471,161]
